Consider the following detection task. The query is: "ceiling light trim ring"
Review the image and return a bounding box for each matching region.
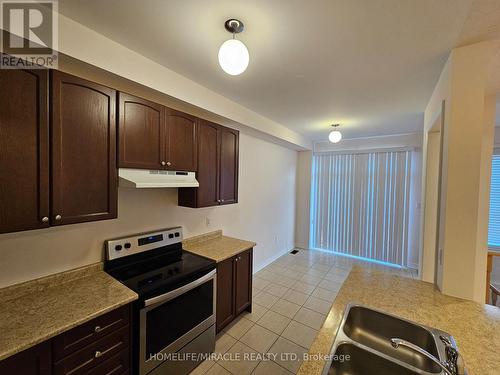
[224,19,244,34]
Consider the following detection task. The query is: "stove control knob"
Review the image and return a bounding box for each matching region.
[174,232,180,237]
[174,267,180,273]
[124,243,131,249]
[114,245,122,251]
[168,233,174,239]
[167,269,173,276]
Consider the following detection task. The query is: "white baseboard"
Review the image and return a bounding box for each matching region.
[252,247,295,274]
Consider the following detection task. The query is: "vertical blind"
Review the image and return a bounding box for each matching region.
[310,150,412,267]
[489,152,500,248]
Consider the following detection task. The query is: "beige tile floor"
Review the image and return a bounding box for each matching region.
[190,248,417,375]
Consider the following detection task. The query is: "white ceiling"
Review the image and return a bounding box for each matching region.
[59,0,483,141]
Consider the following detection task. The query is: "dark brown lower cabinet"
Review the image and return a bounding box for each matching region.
[216,248,253,333]
[0,341,51,375]
[0,305,131,375]
[234,250,252,314]
[216,257,236,332]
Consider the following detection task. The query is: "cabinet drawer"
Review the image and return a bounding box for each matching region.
[84,347,129,375]
[54,325,129,375]
[53,305,129,360]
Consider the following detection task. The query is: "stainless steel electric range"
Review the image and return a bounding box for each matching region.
[104,227,216,375]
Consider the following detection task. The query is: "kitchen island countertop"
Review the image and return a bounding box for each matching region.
[297,265,500,375]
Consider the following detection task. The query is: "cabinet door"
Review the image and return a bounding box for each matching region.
[51,71,117,225]
[0,69,49,234]
[0,341,51,375]
[196,120,220,207]
[219,127,239,205]
[118,92,165,169]
[178,120,218,208]
[216,257,235,333]
[164,108,197,171]
[234,250,252,314]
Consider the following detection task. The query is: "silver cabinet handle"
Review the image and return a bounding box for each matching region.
[94,325,101,333]
[217,199,221,203]
[166,161,172,167]
[161,161,166,166]
[55,215,62,221]
[41,216,49,223]
[94,350,102,358]
[221,199,225,203]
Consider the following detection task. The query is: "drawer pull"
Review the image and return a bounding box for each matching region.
[94,341,123,360]
[94,325,101,333]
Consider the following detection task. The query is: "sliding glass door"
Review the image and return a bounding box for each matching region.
[488,151,500,248]
[310,150,412,267]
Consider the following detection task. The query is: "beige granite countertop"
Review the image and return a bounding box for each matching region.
[298,266,500,375]
[183,230,256,262]
[0,263,138,361]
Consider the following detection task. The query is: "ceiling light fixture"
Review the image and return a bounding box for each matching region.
[329,124,342,143]
[218,19,249,76]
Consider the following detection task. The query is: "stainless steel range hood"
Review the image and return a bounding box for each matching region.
[119,168,199,188]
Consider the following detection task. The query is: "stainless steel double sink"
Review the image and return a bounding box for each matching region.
[323,304,465,375]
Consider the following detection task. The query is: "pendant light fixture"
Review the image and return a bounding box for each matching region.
[218,19,249,75]
[329,124,342,143]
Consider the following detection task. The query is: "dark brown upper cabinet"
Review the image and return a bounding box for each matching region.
[118,92,165,170]
[0,69,50,234]
[118,92,197,172]
[165,108,197,172]
[51,71,117,226]
[191,120,219,207]
[178,120,239,208]
[219,127,239,205]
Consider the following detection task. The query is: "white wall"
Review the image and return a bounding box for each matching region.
[295,151,312,249]
[421,41,496,302]
[56,14,311,150]
[314,133,423,153]
[0,133,297,288]
[420,129,442,282]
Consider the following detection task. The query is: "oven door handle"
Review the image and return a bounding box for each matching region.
[144,268,216,307]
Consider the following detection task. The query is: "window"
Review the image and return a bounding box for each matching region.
[310,150,412,267]
[489,151,500,248]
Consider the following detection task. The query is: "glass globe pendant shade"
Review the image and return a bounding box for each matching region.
[329,130,342,143]
[218,39,249,75]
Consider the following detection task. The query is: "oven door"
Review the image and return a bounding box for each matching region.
[139,269,216,375]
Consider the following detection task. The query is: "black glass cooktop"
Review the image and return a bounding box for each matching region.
[105,244,215,301]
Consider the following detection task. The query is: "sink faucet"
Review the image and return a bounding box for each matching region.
[390,338,465,375]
